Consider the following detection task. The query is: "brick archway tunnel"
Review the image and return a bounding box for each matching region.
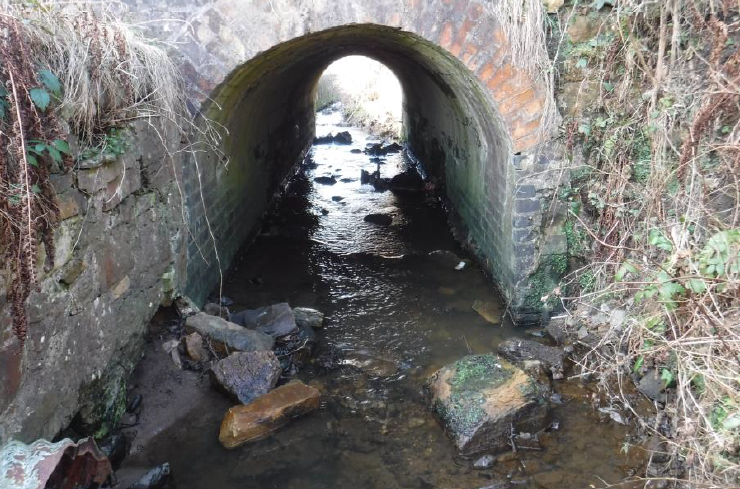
[138,1,566,322]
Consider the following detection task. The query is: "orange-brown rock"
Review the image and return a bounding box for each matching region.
[218,381,320,449]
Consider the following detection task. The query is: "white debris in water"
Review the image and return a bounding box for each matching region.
[598,407,627,425]
[455,261,466,270]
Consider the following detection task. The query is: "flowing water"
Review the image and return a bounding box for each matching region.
[122,109,648,488]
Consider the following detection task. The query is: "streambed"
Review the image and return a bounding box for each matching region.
[119,108,647,489]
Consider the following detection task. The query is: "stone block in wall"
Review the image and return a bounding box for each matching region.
[559,80,599,117]
[77,151,142,211]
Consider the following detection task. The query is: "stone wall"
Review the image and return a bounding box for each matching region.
[0,120,186,443]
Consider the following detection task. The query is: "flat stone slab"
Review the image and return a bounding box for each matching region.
[185,313,274,355]
[229,303,298,338]
[210,351,282,404]
[219,381,321,449]
[427,354,550,455]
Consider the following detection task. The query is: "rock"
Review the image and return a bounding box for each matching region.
[474,454,496,469]
[497,339,567,380]
[314,176,337,185]
[229,303,299,338]
[210,351,282,404]
[472,300,502,325]
[184,332,208,362]
[203,302,229,318]
[184,313,274,355]
[543,0,564,13]
[313,131,352,145]
[545,317,571,344]
[428,250,463,268]
[383,142,402,153]
[637,369,668,402]
[364,213,393,226]
[219,381,321,449]
[569,15,599,43]
[343,349,399,377]
[388,168,424,191]
[275,323,316,372]
[331,196,344,202]
[127,463,173,489]
[334,131,352,144]
[609,308,627,328]
[350,148,363,154]
[427,354,550,455]
[127,393,143,413]
[293,307,324,329]
[98,432,128,470]
[532,470,566,488]
[0,438,112,489]
[162,339,182,369]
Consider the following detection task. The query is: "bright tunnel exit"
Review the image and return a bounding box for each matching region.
[315,55,403,139]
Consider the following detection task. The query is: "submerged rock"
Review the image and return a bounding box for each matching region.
[293,307,325,329]
[185,313,274,355]
[313,131,352,145]
[364,213,393,226]
[127,463,173,489]
[210,351,282,404]
[497,339,567,380]
[314,176,337,185]
[219,381,321,449]
[388,168,424,191]
[229,303,299,338]
[427,354,550,455]
[343,349,399,377]
[472,300,502,325]
[428,250,463,268]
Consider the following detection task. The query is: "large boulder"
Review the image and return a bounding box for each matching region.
[219,381,321,449]
[210,351,282,404]
[229,303,299,338]
[497,339,567,380]
[184,313,274,355]
[427,354,550,455]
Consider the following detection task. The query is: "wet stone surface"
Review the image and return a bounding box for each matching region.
[118,109,648,488]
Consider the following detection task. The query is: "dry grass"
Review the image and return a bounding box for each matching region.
[1,1,184,142]
[550,1,740,487]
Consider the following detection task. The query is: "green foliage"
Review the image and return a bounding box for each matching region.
[26,138,70,167]
[38,69,61,98]
[29,87,50,111]
[79,127,129,160]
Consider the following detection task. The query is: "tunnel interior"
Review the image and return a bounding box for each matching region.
[184,24,517,307]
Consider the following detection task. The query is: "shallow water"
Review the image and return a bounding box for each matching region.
[124,109,647,488]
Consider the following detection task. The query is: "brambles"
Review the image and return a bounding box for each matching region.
[553,0,740,486]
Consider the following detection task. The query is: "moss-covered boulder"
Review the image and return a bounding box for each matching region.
[427,354,550,455]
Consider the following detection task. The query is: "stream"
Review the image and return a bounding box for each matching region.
[120,108,647,489]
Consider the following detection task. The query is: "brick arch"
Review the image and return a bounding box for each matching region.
[122,0,560,322]
[127,0,551,153]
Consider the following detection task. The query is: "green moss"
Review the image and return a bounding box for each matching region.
[524,253,568,311]
[433,355,513,436]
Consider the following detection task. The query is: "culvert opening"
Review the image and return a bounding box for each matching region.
[184,24,516,308]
